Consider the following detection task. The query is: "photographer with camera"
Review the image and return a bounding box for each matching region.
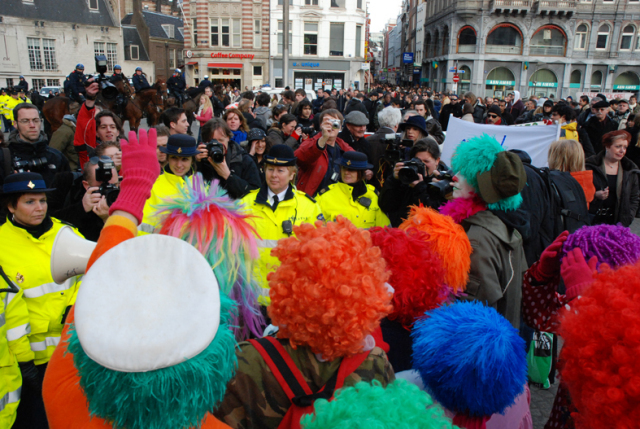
[199,118,261,200]
[295,109,355,197]
[379,139,450,227]
[50,156,119,241]
[366,106,402,190]
[267,114,300,149]
[0,103,69,192]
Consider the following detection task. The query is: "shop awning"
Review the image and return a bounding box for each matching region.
[186,61,197,65]
[208,63,243,69]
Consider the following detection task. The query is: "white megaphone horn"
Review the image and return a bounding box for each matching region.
[50,226,97,284]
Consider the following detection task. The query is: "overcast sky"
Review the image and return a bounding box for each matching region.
[368,0,402,33]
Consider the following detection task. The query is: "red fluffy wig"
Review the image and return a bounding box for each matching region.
[369,227,446,328]
[559,262,640,429]
[399,206,472,292]
[268,216,392,361]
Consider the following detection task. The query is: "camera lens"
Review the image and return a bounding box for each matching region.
[398,167,419,185]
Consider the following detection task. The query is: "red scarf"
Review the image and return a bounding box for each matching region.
[439,194,487,224]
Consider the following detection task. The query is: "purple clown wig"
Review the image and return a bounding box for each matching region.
[561,224,640,269]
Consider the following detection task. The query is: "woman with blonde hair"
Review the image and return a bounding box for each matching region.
[194,93,213,143]
[548,139,595,207]
[222,107,250,145]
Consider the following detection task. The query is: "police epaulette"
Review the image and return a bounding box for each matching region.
[304,193,317,202]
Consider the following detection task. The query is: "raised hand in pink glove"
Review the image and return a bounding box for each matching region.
[536,230,570,280]
[109,128,160,223]
[561,248,598,301]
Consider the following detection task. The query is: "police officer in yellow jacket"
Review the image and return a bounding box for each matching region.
[0,172,83,428]
[141,133,199,234]
[240,145,324,305]
[2,89,24,131]
[317,151,390,229]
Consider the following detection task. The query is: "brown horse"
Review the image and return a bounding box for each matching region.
[166,89,202,135]
[42,96,71,137]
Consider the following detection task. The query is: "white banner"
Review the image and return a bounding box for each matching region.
[441,116,561,168]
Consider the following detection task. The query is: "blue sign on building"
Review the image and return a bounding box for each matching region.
[403,53,414,64]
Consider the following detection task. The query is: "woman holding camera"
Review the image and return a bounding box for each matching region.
[267,114,300,149]
[0,172,83,428]
[140,133,199,234]
[317,151,389,229]
[240,144,324,306]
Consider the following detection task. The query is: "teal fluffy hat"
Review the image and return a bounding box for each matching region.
[451,134,524,212]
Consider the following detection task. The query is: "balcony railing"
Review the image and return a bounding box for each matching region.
[490,0,531,13]
[458,45,477,53]
[529,45,564,56]
[486,45,521,54]
[535,0,576,15]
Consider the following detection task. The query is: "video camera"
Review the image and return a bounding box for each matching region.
[398,158,425,185]
[426,169,454,198]
[206,139,225,163]
[94,158,120,206]
[13,156,48,173]
[383,133,414,164]
[84,55,118,100]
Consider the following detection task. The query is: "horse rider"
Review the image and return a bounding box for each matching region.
[110,65,128,114]
[198,75,212,91]
[63,75,72,97]
[167,69,186,107]
[132,67,151,93]
[68,64,88,103]
[17,76,29,93]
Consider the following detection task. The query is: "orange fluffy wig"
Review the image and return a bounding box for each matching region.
[399,206,472,292]
[268,216,392,361]
[559,261,640,429]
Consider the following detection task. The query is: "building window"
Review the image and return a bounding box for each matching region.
[304,22,318,55]
[305,0,319,4]
[232,18,241,47]
[591,70,603,88]
[357,0,362,8]
[620,25,635,50]
[130,45,139,60]
[329,22,344,56]
[27,37,43,71]
[169,49,175,69]
[330,0,345,7]
[277,21,293,55]
[637,30,640,50]
[356,25,362,57]
[42,39,56,70]
[106,43,117,70]
[192,18,199,46]
[47,79,60,86]
[94,41,105,58]
[253,66,262,76]
[210,19,218,46]
[88,0,98,10]
[486,24,522,55]
[277,0,293,4]
[211,18,241,47]
[596,24,610,50]
[162,24,175,39]
[6,79,14,88]
[32,79,45,91]
[254,20,261,49]
[574,24,588,50]
[178,49,184,66]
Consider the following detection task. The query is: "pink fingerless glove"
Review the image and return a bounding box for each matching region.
[109,128,160,223]
[561,248,598,301]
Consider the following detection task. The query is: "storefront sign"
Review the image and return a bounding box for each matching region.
[403,53,414,63]
[486,80,515,86]
[613,85,640,90]
[211,52,255,60]
[293,62,320,68]
[578,91,636,100]
[529,82,558,88]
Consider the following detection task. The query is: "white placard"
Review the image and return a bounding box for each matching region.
[441,116,561,168]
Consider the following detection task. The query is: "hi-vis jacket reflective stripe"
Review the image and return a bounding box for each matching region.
[317,182,390,229]
[0,289,29,427]
[140,172,192,234]
[0,218,83,365]
[240,186,324,306]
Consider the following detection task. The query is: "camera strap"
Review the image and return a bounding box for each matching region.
[1,148,11,178]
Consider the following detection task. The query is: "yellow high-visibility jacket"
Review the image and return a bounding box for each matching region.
[140,172,193,234]
[317,181,390,229]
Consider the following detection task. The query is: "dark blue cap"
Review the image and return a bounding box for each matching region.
[2,172,56,194]
[337,151,372,170]
[399,115,429,136]
[264,144,296,166]
[159,134,199,156]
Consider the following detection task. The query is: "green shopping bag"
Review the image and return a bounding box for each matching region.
[527,331,553,389]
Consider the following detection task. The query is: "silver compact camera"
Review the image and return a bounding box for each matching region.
[330,119,341,130]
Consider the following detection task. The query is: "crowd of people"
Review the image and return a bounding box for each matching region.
[1,74,640,429]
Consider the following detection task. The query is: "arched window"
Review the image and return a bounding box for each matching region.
[485,67,516,97]
[591,70,603,89]
[442,27,450,56]
[575,24,589,50]
[620,25,635,51]
[529,69,558,97]
[425,33,432,58]
[458,27,477,53]
[486,24,522,55]
[530,25,567,56]
[570,70,582,87]
[613,71,640,92]
[434,30,440,56]
[596,24,610,50]
[459,65,471,94]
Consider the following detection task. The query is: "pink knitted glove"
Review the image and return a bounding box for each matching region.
[536,231,569,280]
[109,129,159,223]
[561,248,598,301]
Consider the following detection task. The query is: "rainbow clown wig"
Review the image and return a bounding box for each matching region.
[561,224,640,270]
[560,261,640,428]
[399,206,472,293]
[300,380,457,429]
[268,216,392,361]
[369,227,447,328]
[412,302,527,420]
[451,134,523,212]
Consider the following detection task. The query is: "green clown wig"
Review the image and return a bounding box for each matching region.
[451,134,523,212]
[300,380,458,429]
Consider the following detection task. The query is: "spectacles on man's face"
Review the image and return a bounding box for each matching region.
[488,114,499,119]
[18,118,42,125]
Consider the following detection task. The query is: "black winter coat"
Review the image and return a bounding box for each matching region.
[198,141,261,200]
[68,71,87,96]
[344,98,369,119]
[379,174,447,227]
[338,128,372,164]
[52,202,104,242]
[439,103,462,131]
[132,74,151,92]
[586,152,640,227]
[472,102,486,124]
[585,116,618,154]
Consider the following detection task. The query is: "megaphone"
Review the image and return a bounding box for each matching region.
[50,226,97,284]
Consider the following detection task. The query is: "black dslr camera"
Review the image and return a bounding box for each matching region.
[398,158,426,185]
[84,55,118,100]
[94,158,120,206]
[383,133,414,164]
[206,139,225,163]
[427,169,455,198]
[300,127,317,139]
[13,156,48,173]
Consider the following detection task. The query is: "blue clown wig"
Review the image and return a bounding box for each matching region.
[412,301,527,417]
[451,134,523,212]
